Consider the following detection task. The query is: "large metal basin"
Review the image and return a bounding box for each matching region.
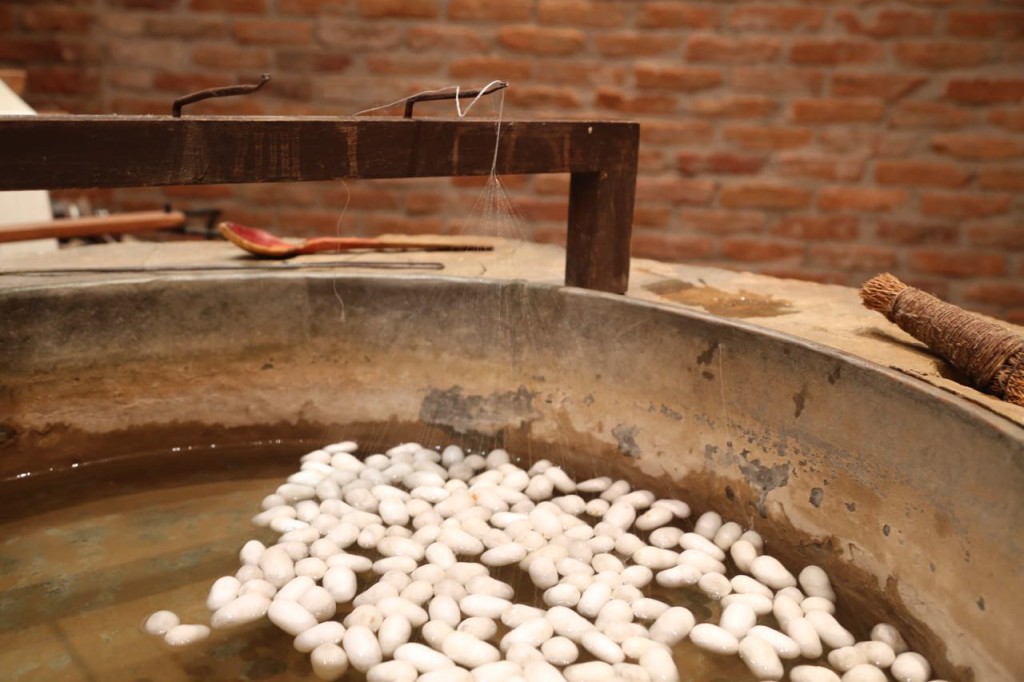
[1,268,1021,681]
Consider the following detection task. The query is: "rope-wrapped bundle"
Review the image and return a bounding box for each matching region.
[860,273,1024,407]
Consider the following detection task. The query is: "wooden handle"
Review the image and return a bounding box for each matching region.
[301,237,494,253]
[0,210,186,243]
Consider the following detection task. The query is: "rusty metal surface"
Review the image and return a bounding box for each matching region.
[1,251,1021,680]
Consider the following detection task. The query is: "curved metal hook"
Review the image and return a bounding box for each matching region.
[172,74,272,118]
[403,81,508,119]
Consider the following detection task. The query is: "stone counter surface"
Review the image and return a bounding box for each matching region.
[3,236,1022,426]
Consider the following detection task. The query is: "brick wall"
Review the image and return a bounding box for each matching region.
[3,0,1023,321]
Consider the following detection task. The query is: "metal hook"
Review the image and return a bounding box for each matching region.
[403,81,508,119]
[172,74,272,118]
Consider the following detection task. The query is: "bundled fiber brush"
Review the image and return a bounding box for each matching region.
[861,273,1024,407]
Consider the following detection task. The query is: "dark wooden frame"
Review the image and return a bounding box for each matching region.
[0,116,639,293]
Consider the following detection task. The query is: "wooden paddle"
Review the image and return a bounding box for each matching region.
[218,222,493,258]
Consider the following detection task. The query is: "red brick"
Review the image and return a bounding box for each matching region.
[909,250,1007,278]
[875,160,971,188]
[181,94,266,115]
[679,209,765,234]
[449,57,532,81]
[689,95,776,119]
[777,155,866,182]
[324,185,400,210]
[97,11,142,37]
[635,63,722,92]
[892,102,973,129]
[0,37,97,64]
[633,205,672,228]
[19,6,94,32]
[366,55,440,76]
[831,73,926,100]
[931,134,1024,161]
[534,175,571,195]
[791,97,885,124]
[449,0,531,21]
[686,34,781,64]
[595,88,676,115]
[790,39,883,66]
[500,26,585,56]
[818,130,917,158]
[819,187,907,212]
[895,41,991,69]
[722,238,804,262]
[638,149,669,173]
[193,45,272,69]
[357,0,438,18]
[146,16,227,38]
[507,85,581,110]
[947,11,1024,38]
[277,0,348,15]
[990,108,1024,132]
[636,177,716,205]
[946,79,1024,105]
[108,0,177,8]
[632,232,715,261]
[876,220,959,245]
[978,167,1024,191]
[107,40,188,68]
[731,67,824,96]
[897,277,951,301]
[773,215,859,241]
[637,3,719,29]
[836,9,933,37]
[676,152,765,176]
[596,33,680,58]
[538,0,628,27]
[275,50,351,72]
[721,183,812,210]
[515,198,569,223]
[964,283,1024,306]
[922,193,1011,220]
[728,6,825,32]
[233,19,311,45]
[406,25,487,52]
[152,71,230,94]
[111,96,170,115]
[968,224,1024,251]
[536,61,627,87]
[190,0,266,12]
[109,67,152,90]
[365,214,445,236]
[809,244,897,271]
[401,191,442,215]
[26,67,100,95]
[239,183,325,206]
[530,226,569,246]
[723,125,813,151]
[640,120,714,145]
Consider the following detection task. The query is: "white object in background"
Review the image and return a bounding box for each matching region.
[0,79,56,258]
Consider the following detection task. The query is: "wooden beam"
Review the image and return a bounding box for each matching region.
[0,116,638,293]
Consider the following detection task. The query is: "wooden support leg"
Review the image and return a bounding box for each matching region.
[566,167,637,294]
